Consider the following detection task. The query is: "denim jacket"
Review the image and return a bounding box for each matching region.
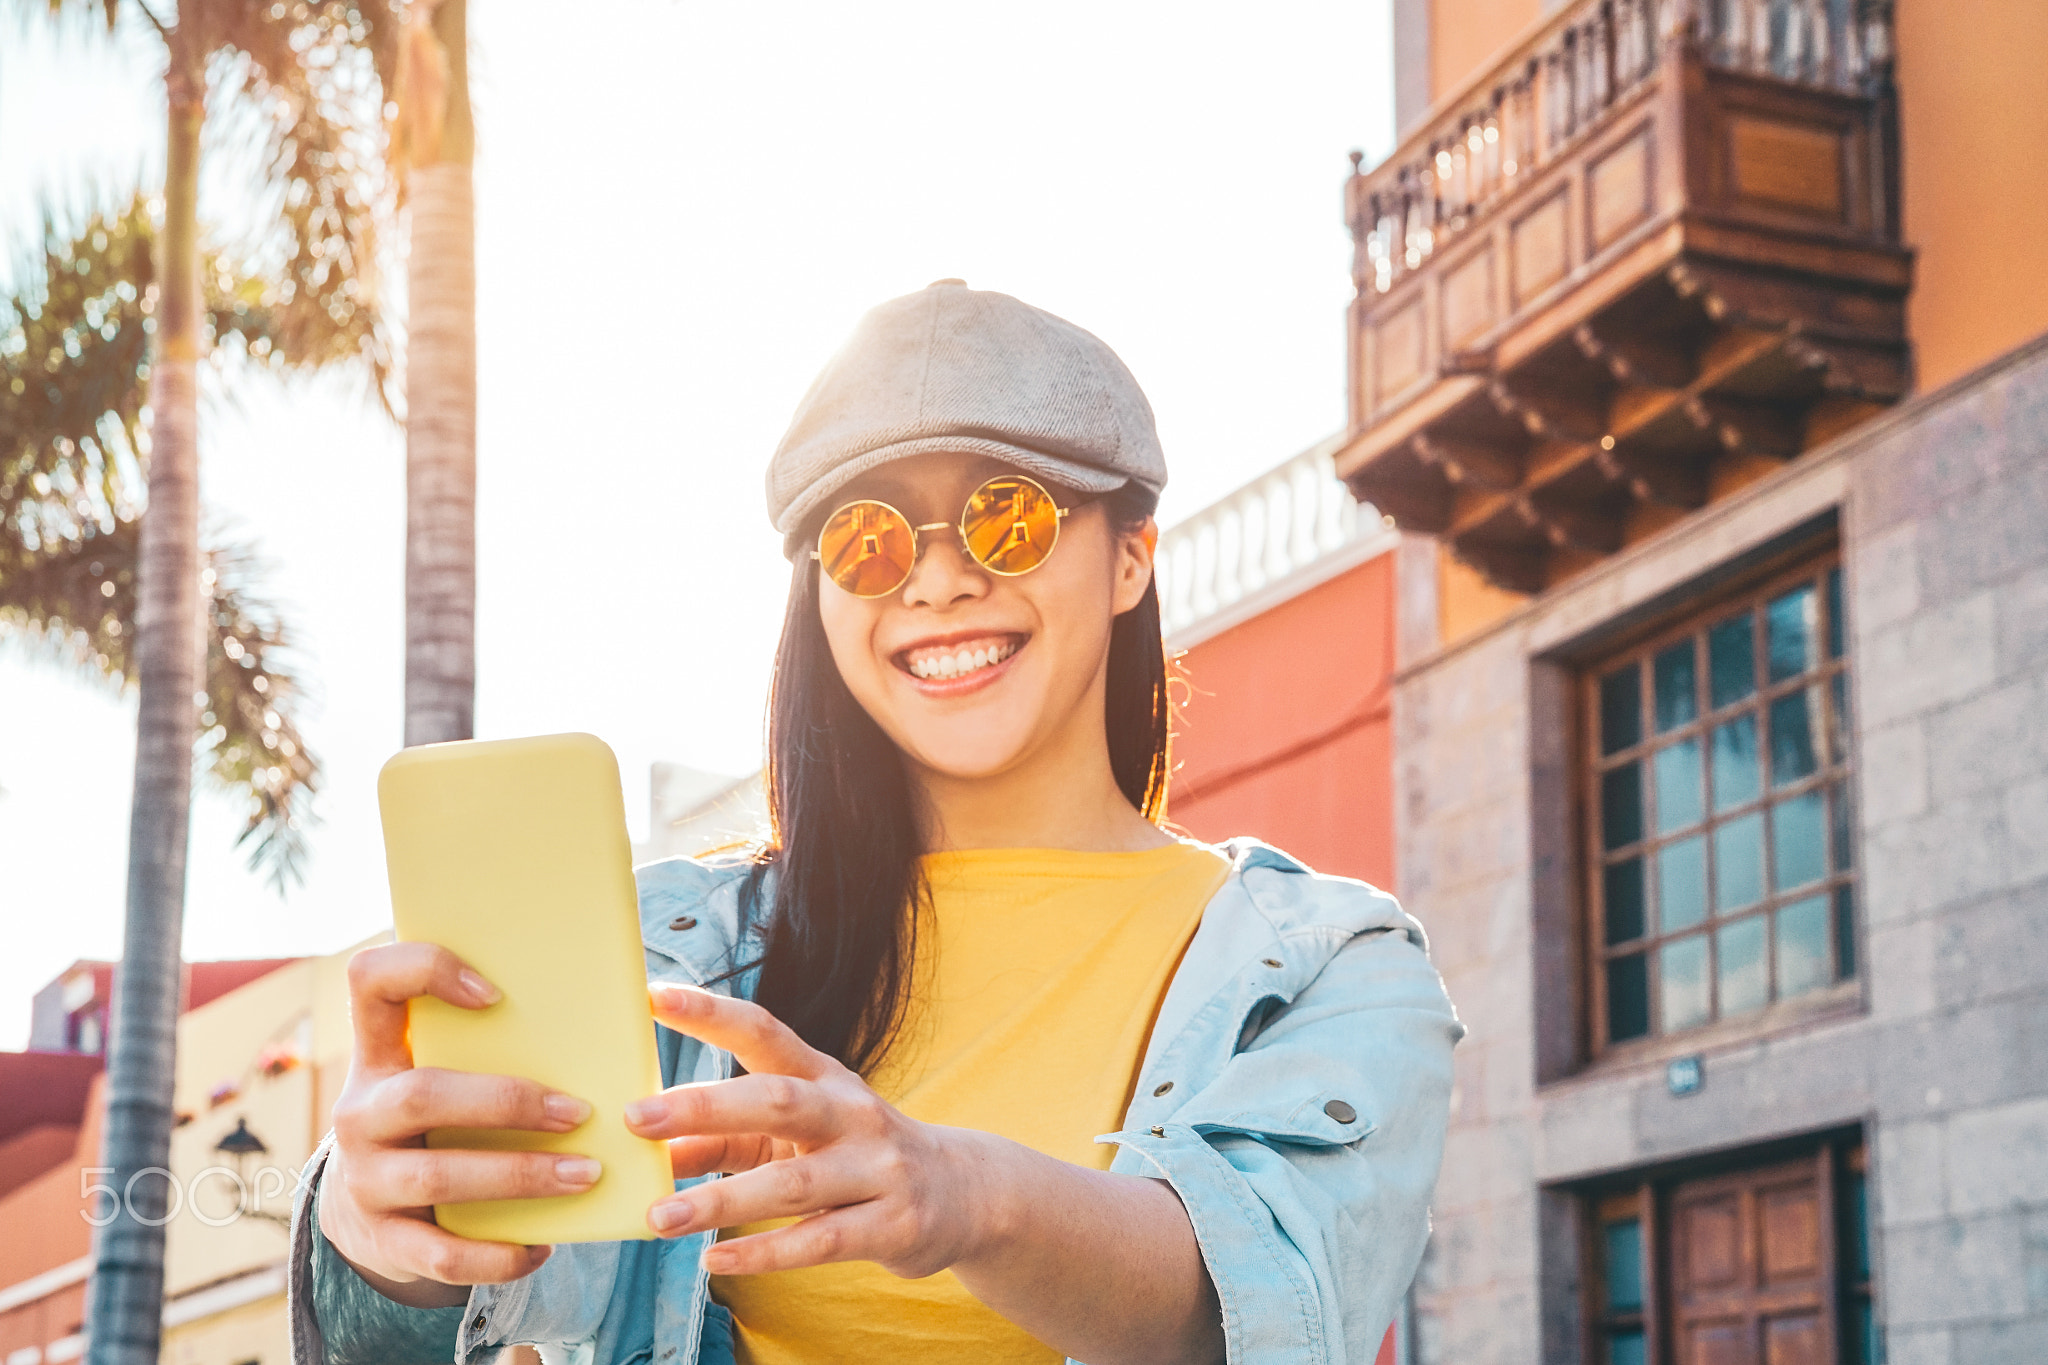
[288,838,1462,1365]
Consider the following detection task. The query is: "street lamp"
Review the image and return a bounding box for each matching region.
[212,1117,290,1227]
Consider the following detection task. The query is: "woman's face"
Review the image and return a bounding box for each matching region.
[815,452,1155,785]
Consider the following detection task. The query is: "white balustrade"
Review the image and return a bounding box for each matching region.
[1155,438,1391,644]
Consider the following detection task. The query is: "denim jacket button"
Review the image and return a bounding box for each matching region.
[669,916,697,931]
[1262,957,1283,969]
[1324,1099,1358,1124]
[1150,1125,1166,1137]
[472,1314,487,1332]
[1152,1081,1174,1097]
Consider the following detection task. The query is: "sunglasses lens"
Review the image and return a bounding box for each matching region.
[818,501,917,596]
[961,477,1059,576]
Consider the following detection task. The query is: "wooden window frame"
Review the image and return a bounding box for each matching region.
[1581,1135,1873,1365]
[1580,548,1859,1059]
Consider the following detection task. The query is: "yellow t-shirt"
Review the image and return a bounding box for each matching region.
[710,840,1231,1364]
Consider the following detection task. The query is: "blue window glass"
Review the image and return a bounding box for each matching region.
[1777,895,1832,998]
[1660,934,1710,1032]
[1767,583,1818,682]
[1603,763,1643,850]
[1605,858,1647,944]
[1831,780,1855,872]
[1773,790,1828,890]
[1714,811,1765,911]
[1656,738,1705,833]
[1771,688,1822,785]
[1602,665,1642,755]
[1659,836,1708,932]
[1717,915,1769,1016]
[1829,671,1852,769]
[1608,1331,1646,1365]
[1654,641,1698,732]
[1604,1219,1644,1310]
[1607,954,1650,1042]
[1848,1170,1871,1280]
[1835,885,1858,980]
[1712,714,1761,811]
[1827,566,1845,660]
[1708,612,1756,708]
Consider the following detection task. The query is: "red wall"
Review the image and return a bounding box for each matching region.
[1167,549,1399,890]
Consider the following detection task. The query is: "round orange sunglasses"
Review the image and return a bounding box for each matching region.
[812,474,1076,598]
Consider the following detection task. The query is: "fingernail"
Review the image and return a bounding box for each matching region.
[624,1097,661,1128]
[544,1093,593,1127]
[555,1156,602,1186]
[649,1198,692,1233]
[459,969,500,1004]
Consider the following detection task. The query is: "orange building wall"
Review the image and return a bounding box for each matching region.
[1429,0,1541,109]
[1167,552,1398,889]
[1895,0,2048,389]
[0,1074,103,1360]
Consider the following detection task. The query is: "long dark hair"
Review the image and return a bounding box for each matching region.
[737,482,1170,1074]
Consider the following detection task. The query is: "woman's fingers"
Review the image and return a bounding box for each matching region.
[343,1068,591,1145]
[664,1132,776,1180]
[364,1147,603,1208]
[647,985,833,1082]
[647,1152,867,1239]
[625,1072,839,1146]
[700,1204,888,1275]
[377,1216,554,1286]
[348,943,500,1073]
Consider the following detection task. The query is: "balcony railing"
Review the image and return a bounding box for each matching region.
[1335,0,1907,595]
[1348,0,1894,300]
[1156,436,1393,646]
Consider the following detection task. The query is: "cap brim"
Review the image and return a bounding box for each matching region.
[776,435,1130,559]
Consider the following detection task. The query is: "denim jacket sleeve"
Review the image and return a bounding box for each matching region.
[1097,862,1461,1364]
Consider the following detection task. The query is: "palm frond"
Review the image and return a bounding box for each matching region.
[0,199,153,559]
[2,209,326,891]
[0,512,133,673]
[197,532,321,893]
[0,514,323,891]
[1,193,384,547]
[209,2,405,415]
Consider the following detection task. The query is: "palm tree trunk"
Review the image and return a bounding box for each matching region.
[85,57,204,1365]
[404,0,477,748]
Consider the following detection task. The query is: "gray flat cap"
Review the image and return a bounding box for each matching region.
[767,280,1167,557]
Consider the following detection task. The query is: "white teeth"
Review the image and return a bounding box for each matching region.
[907,641,1015,680]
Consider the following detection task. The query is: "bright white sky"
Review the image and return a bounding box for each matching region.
[0,1,1394,1050]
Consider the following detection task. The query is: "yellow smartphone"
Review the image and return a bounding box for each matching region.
[377,732,673,1244]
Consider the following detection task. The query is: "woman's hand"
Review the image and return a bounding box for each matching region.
[318,943,603,1307]
[629,985,1222,1365]
[626,983,994,1279]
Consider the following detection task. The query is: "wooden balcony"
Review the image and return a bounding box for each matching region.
[1337,0,1909,593]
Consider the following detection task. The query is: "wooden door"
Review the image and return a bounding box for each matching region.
[1666,1152,1838,1365]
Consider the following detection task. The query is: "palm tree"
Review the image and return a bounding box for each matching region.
[393,0,477,746]
[3,200,323,886]
[4,8,399,1363]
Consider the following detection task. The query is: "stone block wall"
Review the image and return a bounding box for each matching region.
[1845,343,2048,1365]
[1395,334,2048,1364]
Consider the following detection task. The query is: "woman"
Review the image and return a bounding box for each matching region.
[290,281,1461,1365]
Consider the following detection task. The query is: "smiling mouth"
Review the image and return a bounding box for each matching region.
[897,634,1026,682]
